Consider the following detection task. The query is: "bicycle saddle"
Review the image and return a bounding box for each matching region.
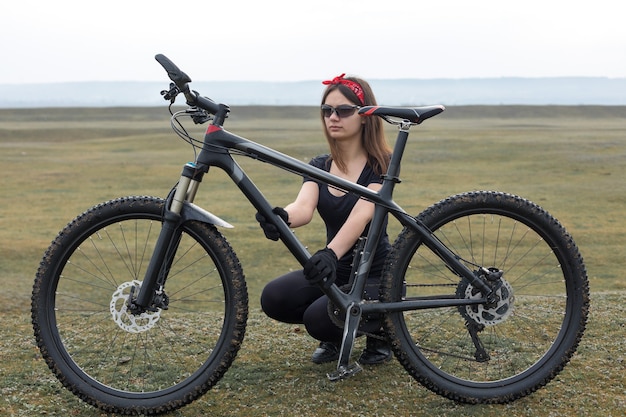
[359,105,445,124]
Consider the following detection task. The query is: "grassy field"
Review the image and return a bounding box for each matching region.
[1,105,625,416]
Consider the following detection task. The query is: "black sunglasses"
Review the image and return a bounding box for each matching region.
[321,104,360,118]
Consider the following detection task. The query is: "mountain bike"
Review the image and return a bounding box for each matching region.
[31,54,589,415]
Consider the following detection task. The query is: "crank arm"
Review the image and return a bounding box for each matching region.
[327,303,363,381]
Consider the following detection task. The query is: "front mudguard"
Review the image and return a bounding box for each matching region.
[180,201,233,228]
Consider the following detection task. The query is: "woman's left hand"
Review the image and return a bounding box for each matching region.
[303,247,338,288]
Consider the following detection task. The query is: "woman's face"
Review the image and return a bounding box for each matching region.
[323,89,363,142]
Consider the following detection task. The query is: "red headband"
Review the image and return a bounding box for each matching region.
[322,73,365,105]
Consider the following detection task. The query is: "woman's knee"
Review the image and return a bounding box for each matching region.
[260,280,285,319]
[260,271,320,323]
[303,297,342,343]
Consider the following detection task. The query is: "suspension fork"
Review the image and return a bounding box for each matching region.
[131,162,205,312]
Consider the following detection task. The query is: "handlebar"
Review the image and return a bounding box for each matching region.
[155,54,222,116]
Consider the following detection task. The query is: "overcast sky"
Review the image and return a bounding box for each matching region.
[3,0,624,84]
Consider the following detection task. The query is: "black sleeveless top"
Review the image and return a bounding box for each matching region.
[304,154,390,284]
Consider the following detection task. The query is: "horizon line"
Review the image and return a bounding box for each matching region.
[2,75,626,86]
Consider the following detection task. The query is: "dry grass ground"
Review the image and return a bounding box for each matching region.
[1,105,624,416]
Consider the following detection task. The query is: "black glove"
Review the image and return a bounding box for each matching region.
[304,247,338,289]
[255,207,289,241]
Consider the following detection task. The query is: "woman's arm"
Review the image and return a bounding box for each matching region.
[283,181,319,228]
[326,183,382,259]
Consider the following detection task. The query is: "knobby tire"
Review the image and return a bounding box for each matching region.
[31,196,248,415]
[381,191,589,403]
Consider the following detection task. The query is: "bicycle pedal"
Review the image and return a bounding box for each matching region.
[327,363,363,382]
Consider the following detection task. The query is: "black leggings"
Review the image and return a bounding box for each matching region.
[260,270,382,344]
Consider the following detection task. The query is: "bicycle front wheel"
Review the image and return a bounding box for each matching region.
[381,191,589,403]
[31,196,248,415]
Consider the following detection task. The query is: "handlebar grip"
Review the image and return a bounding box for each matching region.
[155,54,192,88]
[155,54,221,115]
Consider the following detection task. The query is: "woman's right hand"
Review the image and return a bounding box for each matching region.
[255,207,289,241]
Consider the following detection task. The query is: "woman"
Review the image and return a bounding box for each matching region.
[257,73,392,365]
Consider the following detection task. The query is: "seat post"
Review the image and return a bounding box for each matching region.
[380,123,411,200]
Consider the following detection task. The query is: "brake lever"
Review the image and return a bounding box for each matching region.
[160,83,180,103]
[187,107,212,124]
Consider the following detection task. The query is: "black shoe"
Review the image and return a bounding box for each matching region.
[358,336,391,365]
[311,342,340,364]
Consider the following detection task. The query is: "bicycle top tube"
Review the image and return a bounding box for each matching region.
[198,126,402,211]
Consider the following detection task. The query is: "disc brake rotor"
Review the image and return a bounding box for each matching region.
[110,280,161,333]
[458,278,515,326]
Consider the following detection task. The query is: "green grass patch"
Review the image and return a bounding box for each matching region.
[1,105,624,416]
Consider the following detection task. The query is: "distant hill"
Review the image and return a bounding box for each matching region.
[1,77,625,108]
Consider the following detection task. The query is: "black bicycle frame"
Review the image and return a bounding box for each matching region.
[132,108,493,376]
[136,115,491,310]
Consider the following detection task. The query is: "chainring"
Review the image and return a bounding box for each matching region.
[326,285,385,340]
[327,284,351,329]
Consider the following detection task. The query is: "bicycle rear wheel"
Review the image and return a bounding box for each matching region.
[31,196,248,415]
[381,191,589,403]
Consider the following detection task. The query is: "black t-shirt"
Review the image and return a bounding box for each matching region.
[304,154,390,285]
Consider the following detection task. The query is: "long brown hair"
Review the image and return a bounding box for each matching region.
[321,76,391,176]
